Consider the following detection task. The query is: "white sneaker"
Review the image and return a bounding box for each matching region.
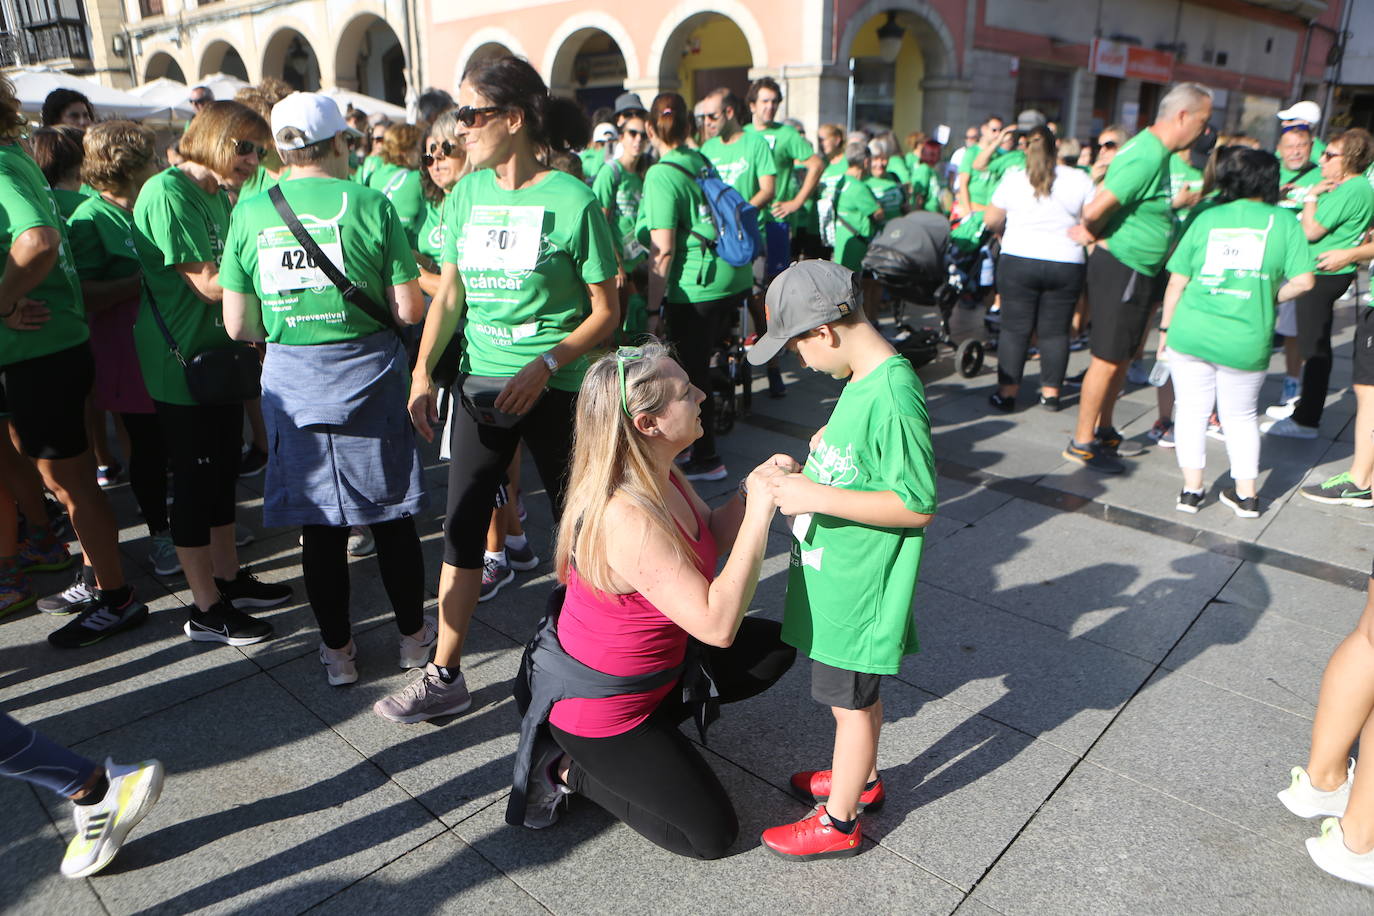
[1307,817,1374,888]
[1266,401,1297,420]
[1280,760,1355,818]
[320,641,358,686]
[347,526,376,557]
[1262,417,1319,439]
[398,616,438,669]
[61,759,164,878]
[524,737,572,829]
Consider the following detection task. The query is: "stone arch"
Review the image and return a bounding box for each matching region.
[261,26,323,91]
[334,11,407,102]
[837,0,957,78]
[648,1,768,90]
[199,38,251,81]
[541,12,640,89]
[143,51,186,83]
[453,27,529,91]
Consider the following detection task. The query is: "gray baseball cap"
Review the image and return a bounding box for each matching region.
[748,260,861,365]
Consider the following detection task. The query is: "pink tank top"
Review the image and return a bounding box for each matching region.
[548,477,718,738]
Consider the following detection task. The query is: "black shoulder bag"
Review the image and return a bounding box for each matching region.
[144,279,261,406]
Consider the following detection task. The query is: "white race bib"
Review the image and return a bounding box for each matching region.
[460,205,545,272]
[623,236,647,261]
[1202,227,1266,275]
[257,224,345,294]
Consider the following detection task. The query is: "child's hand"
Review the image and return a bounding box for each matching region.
[768,453,802,473]
[809,425,827,453]
[766,472,821,517]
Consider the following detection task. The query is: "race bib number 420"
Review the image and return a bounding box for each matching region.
[460,205,545,272]
[257,224,345,293]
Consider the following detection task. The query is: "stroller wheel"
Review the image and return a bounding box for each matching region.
[956,339,984,378]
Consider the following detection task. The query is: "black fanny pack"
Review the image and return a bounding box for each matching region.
[143,280,260,406]
[459,373,543,429]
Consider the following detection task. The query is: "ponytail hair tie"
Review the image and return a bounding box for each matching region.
[661,108,673,116]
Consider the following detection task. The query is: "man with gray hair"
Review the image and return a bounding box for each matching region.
[1064,82,1213,472]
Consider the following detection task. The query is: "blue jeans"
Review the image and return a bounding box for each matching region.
[0,712,97,797]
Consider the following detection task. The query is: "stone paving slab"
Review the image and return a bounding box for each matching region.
[1215,562,1367,635]
[1,776,104,916]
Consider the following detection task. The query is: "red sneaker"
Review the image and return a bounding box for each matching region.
[789,770,885,812]
[761,805,863,860]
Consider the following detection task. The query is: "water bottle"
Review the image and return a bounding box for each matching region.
[1148,356,1171,387]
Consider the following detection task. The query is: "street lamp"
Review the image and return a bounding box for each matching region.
[877,11,905,63]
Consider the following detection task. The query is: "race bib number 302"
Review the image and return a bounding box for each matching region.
[257,224,345,293]
[460,205,545,272]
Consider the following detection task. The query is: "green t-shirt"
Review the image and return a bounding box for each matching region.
[886,154,911,186]
[1168,154,1205,222]
[744,122,814,226]
[700,130,777,233]
[984,150,1025,196]
[366,162,425,249]
[1278,164,1322,213]
[783,355,937,674]
[907,161,943,212]
[0,143,86,366]
[1309,177,1374,276]
[237,165,290,205]
[579,148,605,186]
[637,147,752,302]
[440,168,618,389]
[1313,136,1328,165]
[831,174,879,271]
[1165,199,1315,371]
[1101,129,1175,276]
[218,177,419,346]
[67,195,140,282]
[864,174,905,221]
[960,144,1008,206]
[353,155,382,186]
[52,188,87,219]
[591,160,646,270]
[416,197,446,266]
[131,166,242,405]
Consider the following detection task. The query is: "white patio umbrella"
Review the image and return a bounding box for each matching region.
[126,77,195,121]
[190,72,251,102]
[318,87,407,122]
[9,67,174,121]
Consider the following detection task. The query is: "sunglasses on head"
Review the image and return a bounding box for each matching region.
[422,141,456,167]
[229,139,268,158]
[455,106,505,127]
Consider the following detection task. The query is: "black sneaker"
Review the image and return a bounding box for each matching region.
[988,392,1016,413]
[1094,426,1146,458]
[184,600,273,646]
[1176,490,1204,514]
[1062,439,1124,474]
[37,571,97,616]
[214,568,293,609]
[1219,489,1260,519]
[48,590,149,649]
[682,456,727,481]
[1039,394,1062,412]
[238,447,268,478]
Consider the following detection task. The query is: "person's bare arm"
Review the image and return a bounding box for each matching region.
[750,173,776,210]
[1069,187,1123,244]
[765,473,933,529]
[0,226,61,330]
[1316,238,1374,272]
[1278,272,1316,302]
[386,278,425,326]
[223,288,265,342]
[982,204,1007,235]
[1155,271,1189,357]
[647,227,674,326]
[774,153,824,219]
[408,262,466,443]
[173,260,222,303]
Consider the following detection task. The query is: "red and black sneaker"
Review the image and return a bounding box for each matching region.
[761,805,864,861]
[789,769,885,812]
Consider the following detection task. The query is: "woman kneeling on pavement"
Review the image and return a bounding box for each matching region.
[507,342,796,858]
[1159,147,1315,518]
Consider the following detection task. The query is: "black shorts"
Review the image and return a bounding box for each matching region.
[0,341,94,459]
[1087,246,1157,362]
[811,660,882,710]
[1355,305,1374,387]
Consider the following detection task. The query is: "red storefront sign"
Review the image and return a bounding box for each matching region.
[1091,38,1175,83]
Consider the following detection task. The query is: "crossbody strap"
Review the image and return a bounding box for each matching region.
[661,159,719,251]
[268,185,400,336]
[142,278,188,367]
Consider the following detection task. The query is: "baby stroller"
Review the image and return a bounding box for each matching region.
[708,301,752,435]
[862,211,986,378]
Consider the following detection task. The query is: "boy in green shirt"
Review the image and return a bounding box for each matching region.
[748,260,937,860]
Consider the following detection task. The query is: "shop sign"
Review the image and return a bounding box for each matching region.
[1091,38,1175,83]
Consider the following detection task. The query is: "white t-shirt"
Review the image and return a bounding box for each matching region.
[991,164,1094,264]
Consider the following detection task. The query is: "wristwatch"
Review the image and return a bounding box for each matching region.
[540,351,560,374]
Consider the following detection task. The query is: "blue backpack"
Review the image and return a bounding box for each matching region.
[663,157,761,267]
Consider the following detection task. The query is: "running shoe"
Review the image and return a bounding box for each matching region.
[60,758,164,879]
[214,568,293,609]
[1095,426,1146,458]
[1262,417,1319,439]
[1206,416,1226,442]
[1307,817,1374,888]
[398,616,438,669]
[988,392,1015,413]
[1039,394,1062,412]
[1062,440,1124,474]
[372,663,472,723]
[238,446,268,477]
[44,497,74,542]
[761,805,864,861]
[506,540,540,571]
[1280,376,1301,406]
[184,600,273,646]
[1063,369,1087,387]
[48,590,149,649]
[147,534,181,577]
[524,735,572,829]
[320,641,358,686]
[234,523,255,548]
[1068,334,1088,352]
[673,450,692,467]
[37,573,96,616]
[1125,360,1150,386]
[682,457,727,482]
[1158,427,1175,448]
[479,555,514,602]
[0,570,35,620]
[1219,489,1260,519]
[1176,490,1204,514]
[96,463,122,488]
[1301,472,1374,508]
[19,536,75,573]
[789,769,886,813]
[1279,760,1354,819]
[1146,418,1173,442]
[347,526,376,558]
[1266,401,1297,420]
[517,494,527,524]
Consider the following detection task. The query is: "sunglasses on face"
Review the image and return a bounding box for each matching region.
[422,141,456,167]
[229,139,267,158]
[191,97,210,106]
[455,106,504,127]
[1099,140,1119,150]
[702,111,723,122]
[623,128,646,139]
[1322,150,1344,160]
[371,134,386,144]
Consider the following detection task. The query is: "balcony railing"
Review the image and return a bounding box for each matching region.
[0,18,91,68]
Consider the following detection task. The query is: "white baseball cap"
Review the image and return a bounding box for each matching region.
[1277,100,1322,124]
[592,122,619,143]
[271,92,362,151]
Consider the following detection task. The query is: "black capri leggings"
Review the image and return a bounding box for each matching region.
[666,294,742,461]
[1291,273,1355,429]
[301,518,425,649]
[549,617,796,860]
[154,400,242,548]
[995,253,1085,390]
[443,386,576,569]
[120,412,169,537]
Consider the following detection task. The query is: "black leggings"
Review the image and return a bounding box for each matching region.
[154,400,242,548]
[549,617,796,860]
[995,254,1084,390]
[301,518,425,649]
[665,295,742,460]
[120,412,168,537]
[443,387,576,568]
[1292,273,1355,429]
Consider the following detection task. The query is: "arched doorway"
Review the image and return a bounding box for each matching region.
[144,52,186,83]
[335,15,406,105]
[548,29,628,116]
[657,13,753,107]
[201,41,249,81]
[841,2,959,136]
[263,29,321,92]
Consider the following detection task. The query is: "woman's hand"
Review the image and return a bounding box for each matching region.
[809,425,827,454]
[408,372,438,442]
[1,298,49,331]
[768,452,802,473]
[1317,248,1358,272]
[745,461,787,511]
[495,356,552,415]
[1155,329,1168,362]
[765,472,823,517]
[1312,178,1338,197]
